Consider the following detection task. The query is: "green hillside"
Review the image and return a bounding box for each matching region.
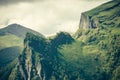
[0,24,44,69]
[0,34,23,50]
[0,46,21,67]
[0,24,43,38]
[73,0,120,79]
[0,34,23,68]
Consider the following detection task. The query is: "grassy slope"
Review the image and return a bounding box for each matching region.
[0,24,44,80]
[0,46,21,66]
[0,34,23,68]
[84,0,120,28]
[84,0,120,16]
[58,26,120,79]
[58,40,104,79]
[58,0,120,80]
[0,24,44,38]
[0,34,23,50]
[0,58,18,80]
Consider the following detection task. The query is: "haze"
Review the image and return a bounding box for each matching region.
[0,0,110,36]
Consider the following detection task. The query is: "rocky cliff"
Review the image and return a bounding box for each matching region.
[9,33,47,80]
[79,13,98,29]
[8,32,74,80]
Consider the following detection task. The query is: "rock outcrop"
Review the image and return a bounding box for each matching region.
[79,13,98,29]
[9,32,74,80]
[9,33,47,80]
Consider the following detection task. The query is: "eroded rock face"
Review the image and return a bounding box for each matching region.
[74,13,98,39]
[18,40,42,80]
[9,32,74,80]
[79,13,98,29]
[9,33,47,80]
[18,33,48,80]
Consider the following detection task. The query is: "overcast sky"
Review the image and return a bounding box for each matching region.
[0,0,110,36]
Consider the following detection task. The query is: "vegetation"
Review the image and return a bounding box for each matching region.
[0,34,23,50]
[0,46,21,67]
[0,0,120,80]
[0,34,23,69]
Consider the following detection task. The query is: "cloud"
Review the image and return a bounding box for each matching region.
[0,0,110,36]
[0,0,110,6]
[0,0,41,6]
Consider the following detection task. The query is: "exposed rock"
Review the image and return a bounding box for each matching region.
[79,13,98,29]
[9,32,74,80]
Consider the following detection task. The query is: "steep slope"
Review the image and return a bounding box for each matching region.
[0,46,21,66]
[0,24,44,74]
[75,0,120,38]
[73,0,120,80]
[8,32,74,80]
[0,34,23,50]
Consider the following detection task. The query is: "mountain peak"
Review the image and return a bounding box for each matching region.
[8,23,22,26]
[5,23,32,30]
[6,23,24,28]
[0,23,44,38]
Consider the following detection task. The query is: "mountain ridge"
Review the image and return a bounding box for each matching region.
[8,32,74,80]
[75,0,120,39]
[0,23,44,38]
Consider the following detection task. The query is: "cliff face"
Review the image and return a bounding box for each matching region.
[18,42,43,80]
[79,13,98,29]
[75,12,98,38]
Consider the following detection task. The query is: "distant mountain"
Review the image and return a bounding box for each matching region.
[0,24,44,69]
[0,23,44,38]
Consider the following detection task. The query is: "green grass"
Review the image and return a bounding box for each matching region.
[59,14,120,79]
[84,0,120,16]
[59,41,83,62]
[0,58,18,80]
[0,34,23,68]
[58,40,104,79]
[0,46,22,66]
[83,45,99,55]
[0,34,23,50]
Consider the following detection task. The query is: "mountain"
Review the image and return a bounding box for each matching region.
[8,32,74,80]
[0,24,43,38]
[1,0,120,80]
[0,24,44,68]
[73,0,120,80]
[0,46,21,66]
[75,0,120,38]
